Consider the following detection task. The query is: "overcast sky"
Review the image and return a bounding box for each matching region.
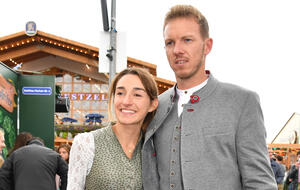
[1,0,300,142]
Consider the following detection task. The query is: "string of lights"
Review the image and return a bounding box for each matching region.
[0,35,98,58]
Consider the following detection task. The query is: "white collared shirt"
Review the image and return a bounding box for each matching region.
[176,79,208,117]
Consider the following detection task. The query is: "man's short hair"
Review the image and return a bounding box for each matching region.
[163,4,210,39]
[275,154,283,161]
[26,137,45,146]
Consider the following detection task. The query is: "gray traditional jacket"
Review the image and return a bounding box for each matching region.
[142,74,277,190]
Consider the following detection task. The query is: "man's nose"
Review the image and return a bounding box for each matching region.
[173,42,184,55]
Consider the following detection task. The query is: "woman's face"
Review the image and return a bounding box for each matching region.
[59,147,69,161]
[0,135,5,153]
[114,74,157,127]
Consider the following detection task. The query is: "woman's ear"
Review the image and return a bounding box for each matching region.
[148,98,158,112]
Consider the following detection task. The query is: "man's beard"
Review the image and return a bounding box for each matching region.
[176,44,205,80]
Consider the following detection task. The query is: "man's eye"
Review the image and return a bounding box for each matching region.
[184,38,192,42]
[134,93,142,97]
[116,92,123,96]
[165,41,174,46]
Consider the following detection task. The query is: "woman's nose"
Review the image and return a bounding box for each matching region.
[122,94,133,105]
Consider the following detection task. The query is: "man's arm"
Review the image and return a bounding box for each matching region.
[0,155,14,190]
[57,155,68,190]
[236,92,277,189]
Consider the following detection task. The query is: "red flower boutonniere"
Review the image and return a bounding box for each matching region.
[190,95,199,103]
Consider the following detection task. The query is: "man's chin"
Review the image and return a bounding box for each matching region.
[175,73,192,80]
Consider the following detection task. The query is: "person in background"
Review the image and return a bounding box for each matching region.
[268,149,284,188]
[142,4,277,190]
[275,154,286,190]
[58,144,71,164]
[7,132,33,157]
[56,144,71,190]
[67,68,158,190]
[0,137,68,190]
[287,151,300,190]
[0,128,6,168]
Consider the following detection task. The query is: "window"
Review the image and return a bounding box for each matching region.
[57,73,108,124]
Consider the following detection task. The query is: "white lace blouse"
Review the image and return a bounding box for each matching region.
[66,127,143,190]
[67,132,95,190]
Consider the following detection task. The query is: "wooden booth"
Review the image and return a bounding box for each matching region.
[269,113,300,169]
[0,29,175,149]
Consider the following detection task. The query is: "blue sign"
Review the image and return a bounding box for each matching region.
[25,21,37,36]
[22,87,52,95]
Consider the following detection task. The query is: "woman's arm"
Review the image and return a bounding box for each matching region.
[67,133,95,190]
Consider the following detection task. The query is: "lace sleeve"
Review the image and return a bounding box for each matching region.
[67,132,95,190]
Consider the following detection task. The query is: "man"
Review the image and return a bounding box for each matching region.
[0,137,68,190]
[0,128,5,168]
[142,4,277,190]
[274,154,286,189]
[268,150,284,188]
[287,151,300,190]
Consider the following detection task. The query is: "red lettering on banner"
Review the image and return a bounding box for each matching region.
[61,93,107,101]
[86,94,92,100]
[71,94,77,100]
[78,94,84,100]
[94,94,100,101]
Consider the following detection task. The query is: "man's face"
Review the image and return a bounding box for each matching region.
[268,148,274,159]
[0,135,6,153]
[163,17,212,86]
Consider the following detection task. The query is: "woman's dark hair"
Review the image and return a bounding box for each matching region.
[7,132,33,157]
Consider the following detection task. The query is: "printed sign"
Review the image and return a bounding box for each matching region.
[22,87,52,95]
[25,21,37,36]
[0,74,17,113]
[62,93,107,101]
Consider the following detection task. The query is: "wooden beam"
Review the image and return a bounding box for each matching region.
[127,57,156,69]
[0,31,25,42]
[268,144,300,149]
[38,31,98,52]
[0,45,41,62]
[41,46,97,67]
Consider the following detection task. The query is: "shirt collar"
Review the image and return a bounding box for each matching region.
[171,70,211,102]
[176,79,208,97]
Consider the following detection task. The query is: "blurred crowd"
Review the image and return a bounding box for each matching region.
[269,148,300,190]
[0,131,70,190]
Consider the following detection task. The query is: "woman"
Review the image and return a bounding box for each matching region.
[0,128,5,168]
[67,68,158,189]
[7,132,33,157]
[57,144,71,163]
[56,144,71,190]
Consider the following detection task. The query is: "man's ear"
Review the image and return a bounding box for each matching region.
[204,38,213,55]
[149,98,158,112]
